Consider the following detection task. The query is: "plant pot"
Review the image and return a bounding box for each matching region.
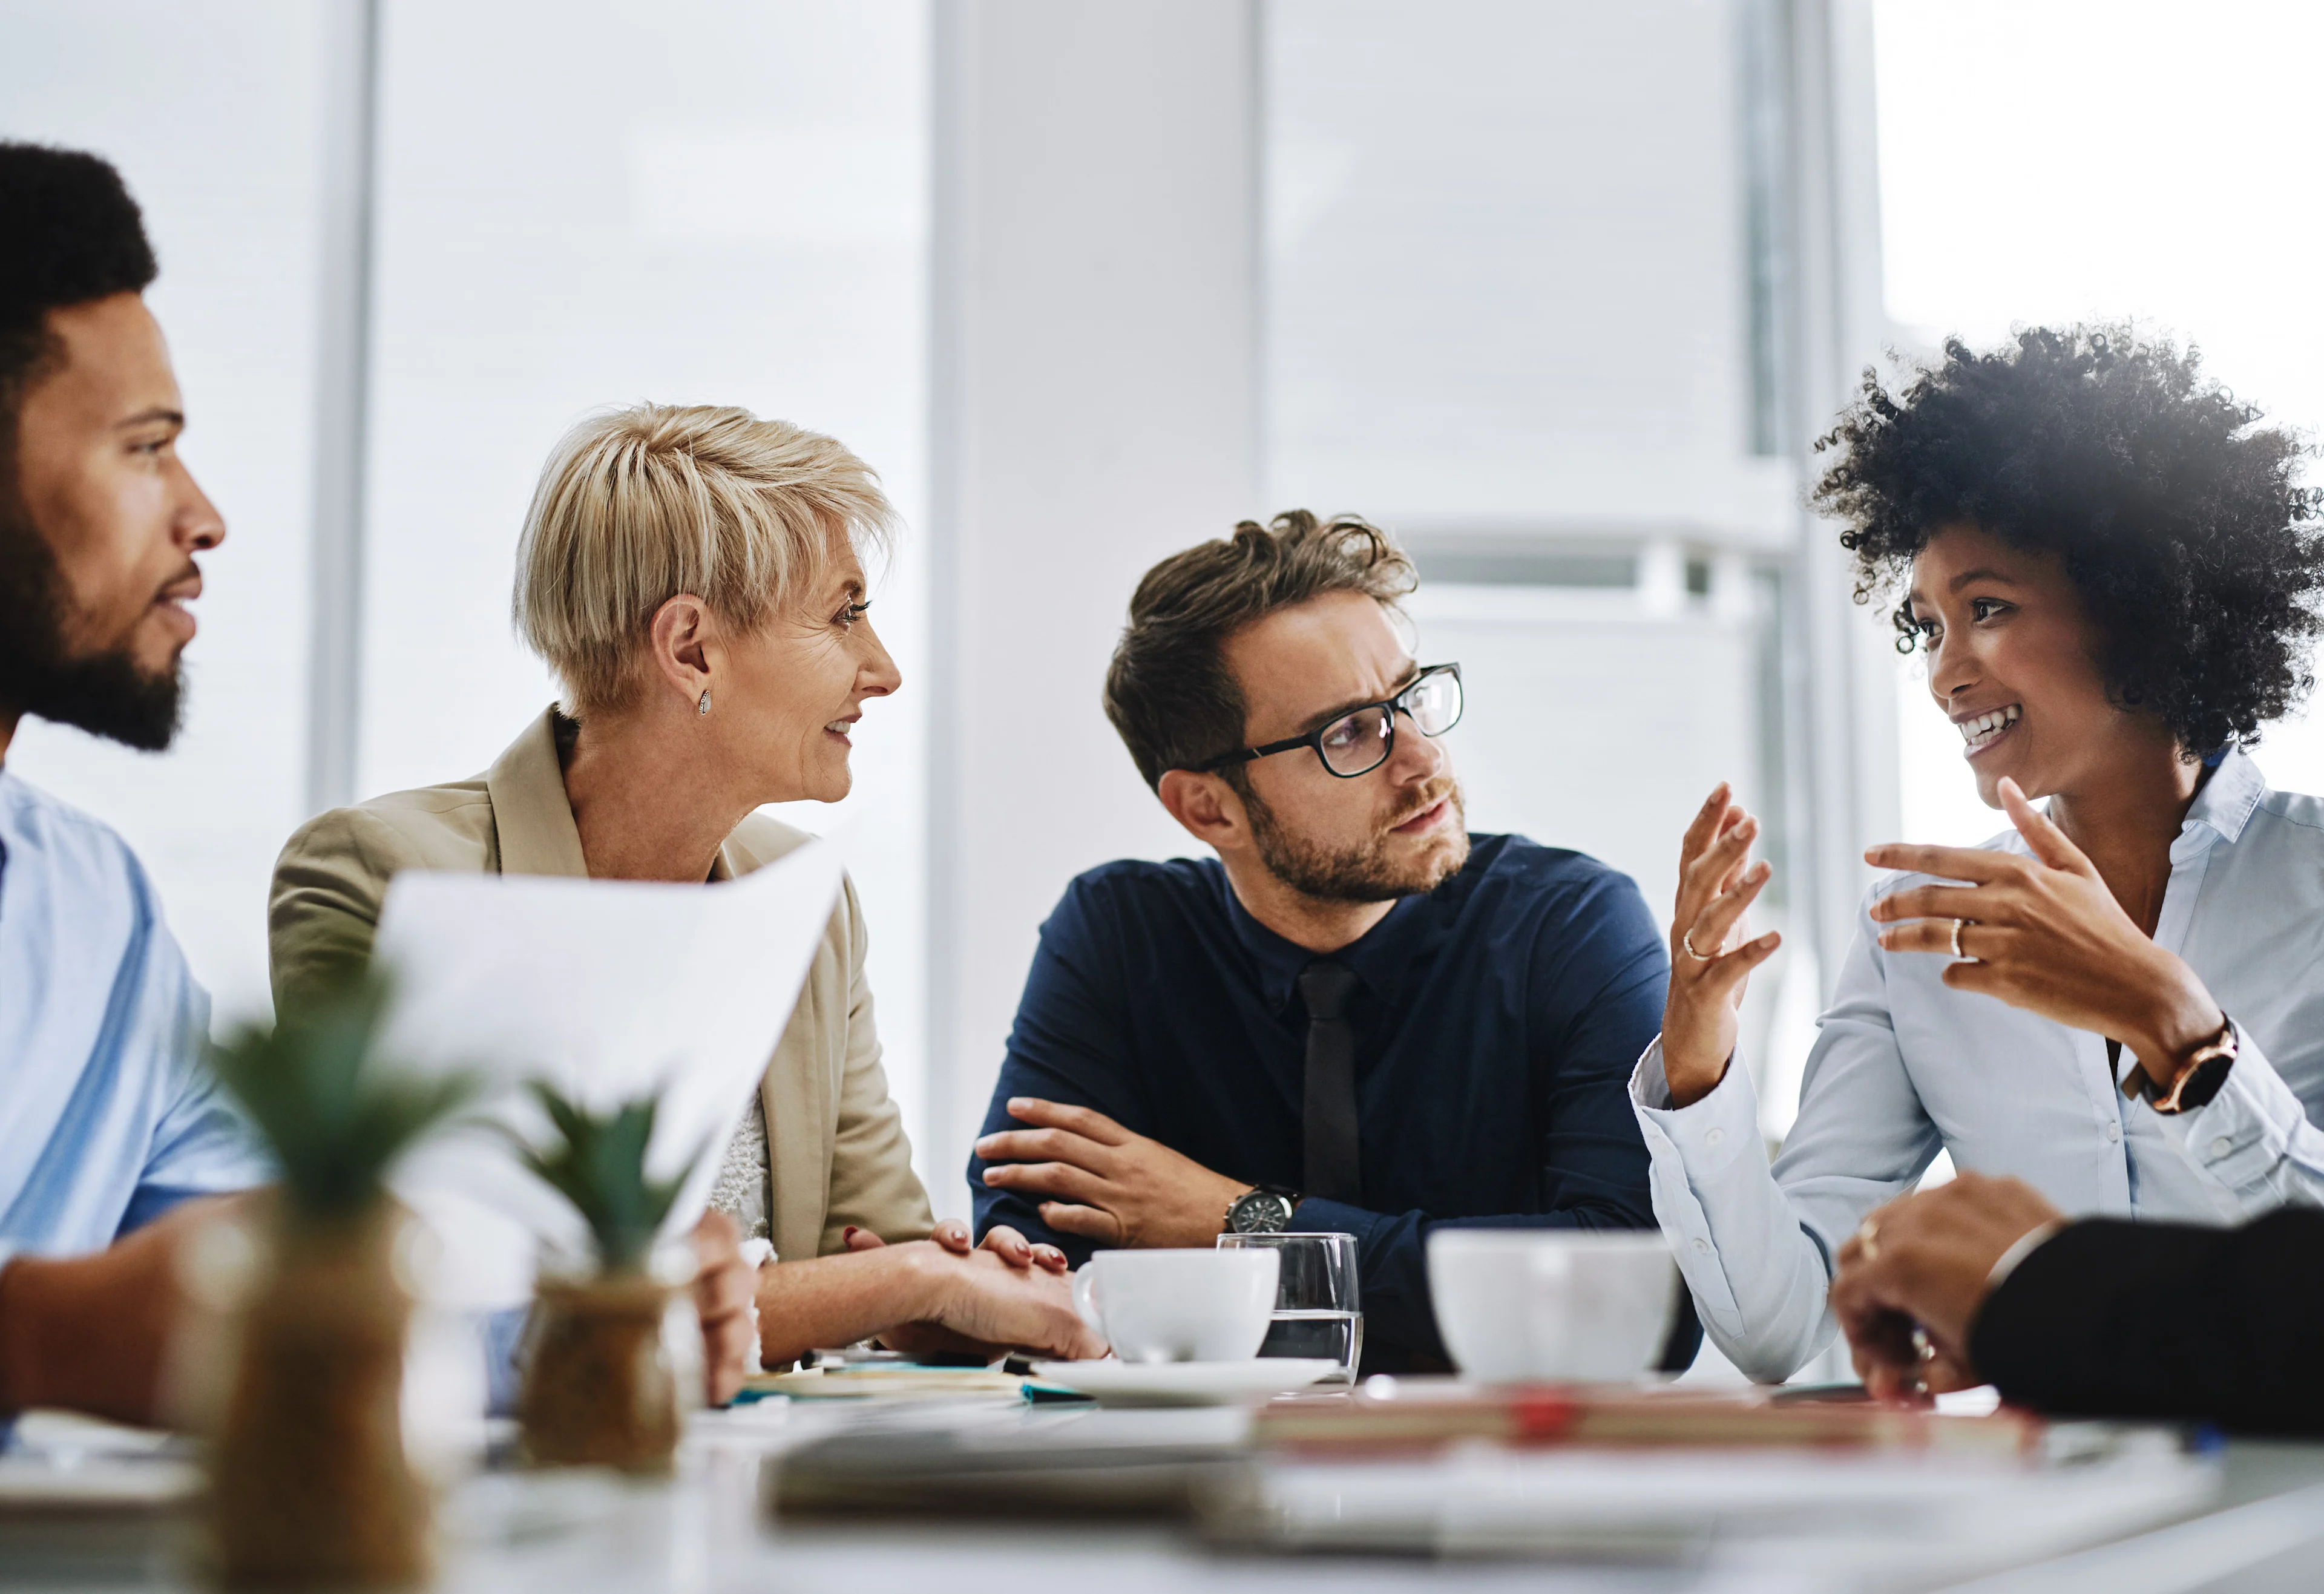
[207,1201,430,1589]
[519,1270,681,1474]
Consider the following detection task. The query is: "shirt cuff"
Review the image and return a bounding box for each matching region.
[2154,1026,2310,1194]
[1629,1035,1758,1177]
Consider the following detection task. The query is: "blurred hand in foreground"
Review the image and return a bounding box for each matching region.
[0,1193,239,1428]
[690,1210,757,1406]
[1661,783,1782,1108]
[1830,1173,2063,1403]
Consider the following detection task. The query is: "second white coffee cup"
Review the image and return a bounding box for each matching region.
[1427,1230,1677,1383]
[1072,1248,1279,1363]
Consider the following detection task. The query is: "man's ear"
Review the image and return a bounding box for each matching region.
[1157,768,1249,853]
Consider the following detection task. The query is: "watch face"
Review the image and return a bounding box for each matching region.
[2177,1052,2234,1112]
[1231,1192,1295,1233]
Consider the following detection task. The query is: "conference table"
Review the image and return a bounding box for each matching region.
[8,1389,2324,1594]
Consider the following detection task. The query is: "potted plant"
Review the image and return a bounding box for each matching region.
[510,1084,704,1474]
[203,974,476,1589]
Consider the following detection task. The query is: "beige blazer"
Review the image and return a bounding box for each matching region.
[267,707,935,1262]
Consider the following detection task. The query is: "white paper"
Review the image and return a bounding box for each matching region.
[370,839,841,1309]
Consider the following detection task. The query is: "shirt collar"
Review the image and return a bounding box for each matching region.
[1222,876,1432,1015]
[2179,741,2266,854]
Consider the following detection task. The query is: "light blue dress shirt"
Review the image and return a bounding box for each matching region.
[1632,746,2324,1381]
[0,770,269,1276]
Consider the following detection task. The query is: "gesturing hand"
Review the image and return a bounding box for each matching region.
[1865,777,2224,1085]
[974,1098,1251,1250]
[1830,1173,2063,1403]
[1662,783,1782,1108]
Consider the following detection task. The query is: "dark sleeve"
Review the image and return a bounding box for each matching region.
[1969,1210,2324,1435]
[1299,870,1675,1368]
[968,881,1153,1264]
[1526,868,1667,1231]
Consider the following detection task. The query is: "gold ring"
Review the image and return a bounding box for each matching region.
[1854,1218,1880,1261]
[1951,918,1967,960]
[1681,929,1715,962]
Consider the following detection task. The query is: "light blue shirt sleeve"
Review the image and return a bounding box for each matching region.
[2152,1026,2324,1207]
[0,774,269,1268]
[1631,897,1946,1383]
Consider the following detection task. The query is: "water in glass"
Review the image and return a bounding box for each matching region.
[1217,1230,1362,1383]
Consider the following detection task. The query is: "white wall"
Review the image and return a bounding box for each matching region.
[0,0,327,1029]
[1876,0,2324,841]
[0,3,936,1156]
[1265,0,1796,546]
[926,0,1262,1216]
[358,0,936,1176]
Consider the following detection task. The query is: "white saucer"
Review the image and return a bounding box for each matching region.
[1029,1358,1342,1407]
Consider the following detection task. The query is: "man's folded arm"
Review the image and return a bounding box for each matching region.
[967,895,1152,1263]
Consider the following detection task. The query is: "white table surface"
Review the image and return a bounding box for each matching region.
[8,1399,2324,1594]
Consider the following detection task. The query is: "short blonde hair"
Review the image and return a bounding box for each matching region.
[513,403,897,715]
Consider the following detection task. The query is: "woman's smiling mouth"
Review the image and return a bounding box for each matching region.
[1957,703,2021,758]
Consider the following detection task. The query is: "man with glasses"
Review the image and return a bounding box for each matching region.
[969,511,1686,1372]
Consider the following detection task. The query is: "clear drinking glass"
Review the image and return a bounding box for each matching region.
[1215,1231,1362,1382]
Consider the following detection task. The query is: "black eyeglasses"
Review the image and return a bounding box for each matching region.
[1195,663,1464,780]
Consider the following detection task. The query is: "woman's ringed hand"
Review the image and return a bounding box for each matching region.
[1662,783,1783,1109]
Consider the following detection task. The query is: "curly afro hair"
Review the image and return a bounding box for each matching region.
[1811,324,2324,756]
[0,142,157,432]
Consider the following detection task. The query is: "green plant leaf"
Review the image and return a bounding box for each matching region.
[511,1080,711,1272]
[207,968,479,1222]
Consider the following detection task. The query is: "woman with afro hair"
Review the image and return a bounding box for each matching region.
[1630,325,2324,1384]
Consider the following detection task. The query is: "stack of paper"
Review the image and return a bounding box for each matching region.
[1219,1440,2216,1586]
[371,841,841,1310]
[1254,1379,2042,1456]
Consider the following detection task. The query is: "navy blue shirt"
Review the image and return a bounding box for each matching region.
[970,833,1671,1366]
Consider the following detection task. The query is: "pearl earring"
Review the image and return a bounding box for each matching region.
[697,690,711,717]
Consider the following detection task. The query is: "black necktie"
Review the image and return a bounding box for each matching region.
[1298,960,1364,1204]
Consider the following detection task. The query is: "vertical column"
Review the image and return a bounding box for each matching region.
[304,0,381,817]
[1769,0,1897,999]
[927,0,1261,1216]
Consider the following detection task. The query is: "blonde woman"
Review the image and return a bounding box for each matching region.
[270,404,1099,1369]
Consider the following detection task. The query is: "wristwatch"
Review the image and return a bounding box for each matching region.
[2122,1015,2239,1115]
[1224,1184,1301,1235]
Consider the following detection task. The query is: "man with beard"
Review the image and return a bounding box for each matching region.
[0,142,268,1425]
[968,511,1680,1371]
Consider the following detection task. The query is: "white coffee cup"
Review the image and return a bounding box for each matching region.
[1427,1230,1678,1383]
[1071,1248,1280,1363]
